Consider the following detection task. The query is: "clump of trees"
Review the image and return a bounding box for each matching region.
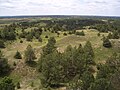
[107,31,119,39]
[38,38,95,88]
[0,77,15,90]
[38,36,120,90]
[0,25,16,40]
[19,27,43,42]
[75,31,85,36]
[90,53,120,90]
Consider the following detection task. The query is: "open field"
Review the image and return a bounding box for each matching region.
[2,29,112,64]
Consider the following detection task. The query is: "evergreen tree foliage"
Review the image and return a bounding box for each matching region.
[45,35,48,38]
[63,33,67,36]
[39,43,93,88]
[89,78,109,90]
[14,51,22,59]
[26,33,33,41]
[97,32,100,36]
[16,82,20,89]
[75,31,85,36]
[107,33,112,39]
[0,25,16,40]
[38,37,42,42]
[103,38,112,48]
[81,71,94,90]
[24,45,36,63]
[112,31,119,39]
[0,77,15,90]
[0,50,10,76]
[84,41,94,58]
[0,39,5,48]
[43,37,56,55]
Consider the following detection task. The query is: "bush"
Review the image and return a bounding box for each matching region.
[20,40,23,43]
[19,32,26,38]
[75,31,85,36]
[35,32,40,39]
[0,77,15,90]
[38,37,42,42]
[30,82,34,87]
[103,38,112,48]
[14,51,22,59]
[57,32,60,36]
[16,82,20,89]
[24,45,36,63]
[68,31,72,35]
[0,40,5,48]
[45,35,48,38]
[26,34,33,41]
[107,33,112,39]
[97,33,100,36]
[63,33,67,36]
[0,50,10,76]
[13,61,16,66]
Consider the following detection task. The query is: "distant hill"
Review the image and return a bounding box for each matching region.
[0,15,120,19]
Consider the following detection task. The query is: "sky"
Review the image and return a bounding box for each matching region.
[0,0,120,16]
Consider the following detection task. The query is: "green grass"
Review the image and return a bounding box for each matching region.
[2,29,112,65]
[56,29,113,63]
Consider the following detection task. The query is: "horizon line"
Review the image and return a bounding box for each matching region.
[0,15,120,18]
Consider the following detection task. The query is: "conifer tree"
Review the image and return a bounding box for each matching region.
[24,45,36,63]
[0,40,5,48]
[0,77,15,90]
[103,38,112,48]
[43,37,56,55]
[84,41,94,58]
[14,51,22,59]
[0,50,10,76]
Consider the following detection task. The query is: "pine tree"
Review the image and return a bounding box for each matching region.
[0,40,5,48]
[89,78,108,90]
[107,33,112,39]
[14,51,22,59]
[0,50,10,76]
[97,32,100,37]
[81,71,94,90]
[0,77,15,90]
[24,45,36,63]
[35,32,40,39]
[84,41,94,58]
[43,37,56,55]
[38,37,42,42]
[103,38,112,48]
[112,31,119,39]
[16,82,20,89]
[26,33,33,41]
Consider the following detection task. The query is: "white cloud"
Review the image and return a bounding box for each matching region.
[0,0,120,16]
